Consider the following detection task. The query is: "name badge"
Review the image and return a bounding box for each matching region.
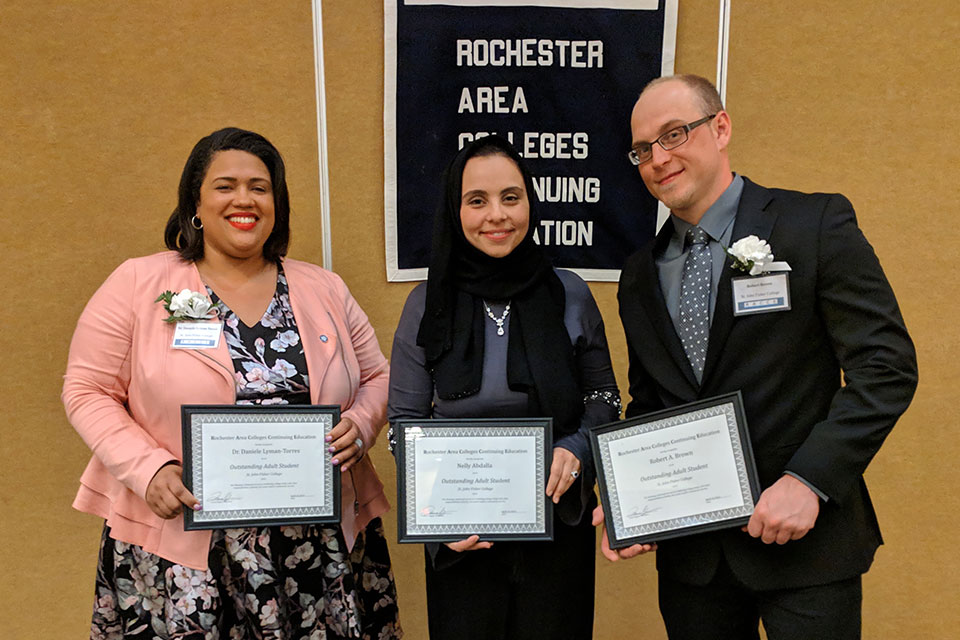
[172,321,223,349]
[732,273,791,316]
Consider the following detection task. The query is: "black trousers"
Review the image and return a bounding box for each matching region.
[658,555,862,640]
[424,516,595,640]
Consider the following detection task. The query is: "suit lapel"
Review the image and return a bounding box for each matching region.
[632,222,701,391]
[702,178,778,385]
[283,263,340,405]
[178,262,236,393]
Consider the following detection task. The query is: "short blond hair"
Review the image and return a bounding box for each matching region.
[641,74,724,116]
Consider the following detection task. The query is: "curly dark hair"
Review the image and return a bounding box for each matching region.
[164,127,290,262]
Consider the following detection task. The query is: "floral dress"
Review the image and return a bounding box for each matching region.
[90,269,402,640]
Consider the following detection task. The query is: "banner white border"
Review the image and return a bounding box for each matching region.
[383,0,684,282]
[406,0,658,7]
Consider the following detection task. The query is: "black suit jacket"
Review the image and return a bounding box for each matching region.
[617,178,918,590]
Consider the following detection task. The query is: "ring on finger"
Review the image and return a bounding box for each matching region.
[570,469,580,479]
[354,437,364,450]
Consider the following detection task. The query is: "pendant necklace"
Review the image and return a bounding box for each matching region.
[483,300,511,336]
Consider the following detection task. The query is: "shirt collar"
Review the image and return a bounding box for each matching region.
[670,174,744,244]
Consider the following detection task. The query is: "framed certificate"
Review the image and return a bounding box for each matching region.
[395,418,553,543]
[181,405,342,530]
[590,392,760,549]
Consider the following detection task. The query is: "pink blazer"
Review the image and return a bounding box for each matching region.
[63,251,390,570]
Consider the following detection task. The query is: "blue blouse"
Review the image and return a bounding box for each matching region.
[387,268,620,525]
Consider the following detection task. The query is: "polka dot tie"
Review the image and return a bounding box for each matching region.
[678,226,711,382]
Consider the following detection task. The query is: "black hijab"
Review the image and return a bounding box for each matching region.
[416,135,582,436]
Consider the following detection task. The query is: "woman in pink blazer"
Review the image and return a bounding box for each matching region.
[63,128,401,639]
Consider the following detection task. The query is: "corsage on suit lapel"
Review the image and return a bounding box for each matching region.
[700,181,779,390]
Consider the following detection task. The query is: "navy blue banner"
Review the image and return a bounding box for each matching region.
[385,1,676,280]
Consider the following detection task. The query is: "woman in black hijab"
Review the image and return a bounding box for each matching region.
[388,135,620,639]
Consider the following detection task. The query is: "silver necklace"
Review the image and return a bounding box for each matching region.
[483,300,511,336]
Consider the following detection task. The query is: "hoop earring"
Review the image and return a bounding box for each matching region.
[191,215,203,230]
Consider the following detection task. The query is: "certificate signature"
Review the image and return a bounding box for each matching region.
[627,504,660,518]
[205,491,237,505]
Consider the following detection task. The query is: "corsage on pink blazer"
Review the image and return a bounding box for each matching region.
[63,251,390,570]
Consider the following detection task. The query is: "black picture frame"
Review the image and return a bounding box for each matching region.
[590,392,760,548]
[395,418,554,543]
[181,404,342,530]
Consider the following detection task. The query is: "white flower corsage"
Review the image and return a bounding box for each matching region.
[155,289,218,323]
[725,235,791,276]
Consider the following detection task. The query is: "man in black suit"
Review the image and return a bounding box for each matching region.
[597,74,918,639]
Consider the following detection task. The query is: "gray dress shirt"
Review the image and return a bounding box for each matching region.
[656,174,743,326]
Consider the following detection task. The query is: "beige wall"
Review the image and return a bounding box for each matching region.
[1,1,956,637]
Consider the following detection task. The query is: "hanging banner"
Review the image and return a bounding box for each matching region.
[385,0,677,281]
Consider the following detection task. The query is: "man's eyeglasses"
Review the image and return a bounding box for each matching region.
[627,114,717,166]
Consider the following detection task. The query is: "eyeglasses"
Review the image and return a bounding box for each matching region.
[627,114,717,166]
